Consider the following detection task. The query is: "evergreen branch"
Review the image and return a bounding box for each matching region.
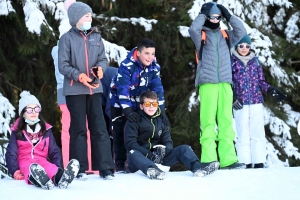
[0,73,21,91]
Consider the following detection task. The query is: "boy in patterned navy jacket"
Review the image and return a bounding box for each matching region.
[110,38,169,172]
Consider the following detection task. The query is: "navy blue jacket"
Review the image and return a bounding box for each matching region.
[124,109,173,158]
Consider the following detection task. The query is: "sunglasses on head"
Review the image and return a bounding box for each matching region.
[208,15,222,20]
[142,102,159,107]
[25,106,41,114]
[238,44,251,49]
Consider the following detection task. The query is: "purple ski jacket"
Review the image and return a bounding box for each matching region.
[5,118,62,183]
[231,50,271,105]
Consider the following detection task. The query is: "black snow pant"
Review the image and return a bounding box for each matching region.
[128,145,199,175]
[66,93,114,173]
[111,107,127,169]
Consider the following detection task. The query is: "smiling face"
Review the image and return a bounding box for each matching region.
[140,98,158,116]
[137,47,155,66]
[23,104,40,122]
[237,42,251,56]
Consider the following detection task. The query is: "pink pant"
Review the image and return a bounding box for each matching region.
[59,104,98,174]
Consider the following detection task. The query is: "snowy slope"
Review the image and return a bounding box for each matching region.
[1,167,299,200]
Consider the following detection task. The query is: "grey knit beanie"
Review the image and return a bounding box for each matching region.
[209,2,221,15]
[18,91,41,115]
[67,2,92,26]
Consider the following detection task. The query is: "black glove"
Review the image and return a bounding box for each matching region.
[267,86,286,102]
[123,107,140,122]
[160,113,170,127]
[200,2,214,18]
[217,4,232,21]
[233,98,243,110]
[150,145,166,164]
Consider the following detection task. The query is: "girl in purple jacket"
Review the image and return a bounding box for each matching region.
[5,91,79,189]
[231,35,286,169]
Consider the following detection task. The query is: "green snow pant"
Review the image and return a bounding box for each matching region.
[199,83,238,167]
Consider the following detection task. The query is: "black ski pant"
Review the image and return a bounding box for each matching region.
[66,93,114,173]
[128,145,199,175]
[111,107,127,168]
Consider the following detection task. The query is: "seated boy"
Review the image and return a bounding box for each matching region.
[124,91,219,180]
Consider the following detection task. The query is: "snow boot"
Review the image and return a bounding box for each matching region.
[221,162,246,170]
[76,173,88,181]
[29,163,55,190]
[100,169,114,180]
[254,163,264,168]
[55,159,79,189]
[146,167,166,180]
[246,164,252,169]
[192,161,219,177]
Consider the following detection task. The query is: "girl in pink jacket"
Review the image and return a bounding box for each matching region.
[5,91,79,189]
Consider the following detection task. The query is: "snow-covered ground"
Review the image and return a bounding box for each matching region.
[1,167,299,200]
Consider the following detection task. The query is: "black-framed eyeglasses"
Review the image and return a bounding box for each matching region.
[25,106,41,114]
[208,15,222,20]
[238,44,251,49]
[141,102,159,107]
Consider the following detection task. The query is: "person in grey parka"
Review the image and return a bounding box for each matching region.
[188,2,246,169]
[58,0,114,180]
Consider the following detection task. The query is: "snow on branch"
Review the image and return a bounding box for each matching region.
[0,0,15,16]
[23,0,56,35]
[285,13,300,44]
[98,15,157,32]
[0,93,15,138]
[102,39,128,66]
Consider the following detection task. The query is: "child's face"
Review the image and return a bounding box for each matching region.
[237,43,251,56]
[140,98,158,116]
[77,13,92,26]
[137,47,155,66]
[208,14,221,23]
[23,104,40,122]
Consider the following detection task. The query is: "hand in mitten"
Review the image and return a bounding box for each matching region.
[217,4,232,21]
[200,2,214,18]
[233,98,243,110]
[123,107,140,122]
[14,170,25,180]
[78,73,99,89]
[267,86,286,102]
[150,145,166,164]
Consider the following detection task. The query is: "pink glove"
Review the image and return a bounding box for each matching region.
[14,170,25,180]
[78,73,99,89]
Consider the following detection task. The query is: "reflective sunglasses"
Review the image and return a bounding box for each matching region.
[142,102,159,107]
[208,15,222,20]
[238,44,251,49]
[25,106,41,114]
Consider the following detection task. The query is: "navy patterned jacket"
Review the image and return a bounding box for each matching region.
[110,48,165,111]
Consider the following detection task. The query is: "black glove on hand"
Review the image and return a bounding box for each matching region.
[233,98,243,110]
[123,107,140,122]
[150,145,166,164]
[200,2,214,18]
[160,113,170,126]
[267,86,287,102]
[217,4,232,21]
